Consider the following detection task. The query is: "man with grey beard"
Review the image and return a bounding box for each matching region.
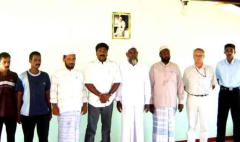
[116,47,151,142]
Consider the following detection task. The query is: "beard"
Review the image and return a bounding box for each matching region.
[129,58,138,66]
[161,57,170,64]
[65,63,75,70]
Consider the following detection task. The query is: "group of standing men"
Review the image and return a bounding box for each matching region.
[0,43,239,142]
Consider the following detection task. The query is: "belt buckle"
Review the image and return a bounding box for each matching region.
[229,87,233,91]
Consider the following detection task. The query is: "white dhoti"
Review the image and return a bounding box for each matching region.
[58,111,81,142]
[121,106,144,142]
[153,107,176,142]
[187,95,209,142]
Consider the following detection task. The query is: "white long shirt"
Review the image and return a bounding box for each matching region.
[50,68,87,113]
[116,61,151,107]
[183,64,216,95]
[84,59,122,107]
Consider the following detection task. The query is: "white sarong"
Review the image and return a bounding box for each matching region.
[58,111,81,142]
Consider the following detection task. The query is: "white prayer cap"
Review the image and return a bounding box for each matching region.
[159,45,169,52]
[126,46,137,52]
[61,48,76,56]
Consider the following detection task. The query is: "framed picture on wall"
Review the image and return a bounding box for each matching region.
[112,12,131,39]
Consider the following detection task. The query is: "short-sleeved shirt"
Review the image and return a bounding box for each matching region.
[0,70,19,118]
[17,71,51,116]
[84,59,122,107]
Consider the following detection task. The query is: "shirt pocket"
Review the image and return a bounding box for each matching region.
[166,70,177,82]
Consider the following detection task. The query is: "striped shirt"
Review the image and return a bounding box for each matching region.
[0,70,19,118]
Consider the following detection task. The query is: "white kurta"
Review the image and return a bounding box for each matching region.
[50,68,87,142]
[50,68,87,113]
[116,61,151,142]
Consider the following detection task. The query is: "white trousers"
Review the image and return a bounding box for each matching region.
[121,106,144,142]
[58,111,81,142]
[187,95,209,142]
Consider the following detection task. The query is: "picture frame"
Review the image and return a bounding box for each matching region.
[112,12,131,39]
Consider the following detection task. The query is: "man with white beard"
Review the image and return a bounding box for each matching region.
[116,47,151,142]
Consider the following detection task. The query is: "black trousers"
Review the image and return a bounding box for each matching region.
[216,88,240,142]
[21,114,50,142]
[84,103,113,142]
[0,117,16,142]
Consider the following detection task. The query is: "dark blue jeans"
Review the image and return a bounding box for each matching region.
[217,88,240,142]
[85,103,113,142]
[0,117,16,142]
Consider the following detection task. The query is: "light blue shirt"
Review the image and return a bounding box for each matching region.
[215,59,240,88]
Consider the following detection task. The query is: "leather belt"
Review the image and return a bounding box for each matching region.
[220,86,240,91]
[188,93,208,97]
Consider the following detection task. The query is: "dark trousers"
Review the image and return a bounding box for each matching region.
[0,117,16,142]
[85,103,113,142]
[217,88,240,142]
[21,114,49,142]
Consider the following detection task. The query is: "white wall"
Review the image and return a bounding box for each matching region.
[1,0,240,141]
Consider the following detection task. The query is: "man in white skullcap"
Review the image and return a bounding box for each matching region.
[50,50,87,142]
[149,45,184,142]
[116,47,151,142]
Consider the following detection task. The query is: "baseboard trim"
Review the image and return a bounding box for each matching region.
[176,136,233,142]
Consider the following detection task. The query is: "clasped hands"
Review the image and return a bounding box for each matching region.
[99,93,111,103]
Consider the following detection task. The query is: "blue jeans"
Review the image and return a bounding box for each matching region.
[85,103,113,142]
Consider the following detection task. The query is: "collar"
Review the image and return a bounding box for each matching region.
[194,64,205,69]
[160,61,170,66]
[225,58,235,65]
[27,70,41,77]
[63,67,75,72]
[95,59,109,64]
[126,60,139,66]
[0,70,10,76]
